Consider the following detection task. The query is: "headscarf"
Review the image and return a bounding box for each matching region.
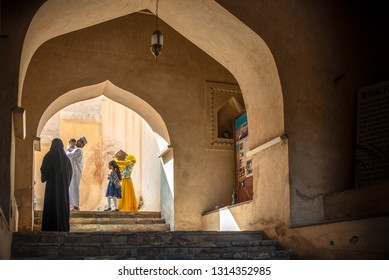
[79,136,87,145]
[126,154,136,165]
[41,138,72,183]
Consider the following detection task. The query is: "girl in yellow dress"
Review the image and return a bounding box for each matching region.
[114,154,138,212]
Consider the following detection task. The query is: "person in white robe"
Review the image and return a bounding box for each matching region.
[66,136,87,211]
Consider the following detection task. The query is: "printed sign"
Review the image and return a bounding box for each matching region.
[235,113,253,202]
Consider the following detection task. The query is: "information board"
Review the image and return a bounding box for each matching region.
[234,112,253,202]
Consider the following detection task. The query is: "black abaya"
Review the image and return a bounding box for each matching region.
[40,138,73,231]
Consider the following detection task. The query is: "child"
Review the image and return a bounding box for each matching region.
[66,138,76,152]
[105,160,122,211]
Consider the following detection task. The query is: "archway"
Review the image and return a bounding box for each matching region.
[20,0,284,145]
[34,84,172,215]
[16,81,173,230]
[37,81,170,143]
[16,0,288,231]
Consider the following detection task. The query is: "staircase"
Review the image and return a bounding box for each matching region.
[11,211,294,260]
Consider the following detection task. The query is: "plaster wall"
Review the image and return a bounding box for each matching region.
[0,211,11,259]
[14,136,34,231]
[274,216,389,259]
[217,0,389,224]
[160,151,175,229]
[138,121,161,211]
[202,140,290,230]
[0,1,45,249]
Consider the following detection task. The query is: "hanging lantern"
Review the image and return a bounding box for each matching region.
[150,0,163,60]
[150,29,163,58]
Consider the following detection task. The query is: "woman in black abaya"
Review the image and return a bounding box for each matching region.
[40,138,73,231]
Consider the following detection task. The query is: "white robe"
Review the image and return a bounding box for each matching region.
[66,148,84,208]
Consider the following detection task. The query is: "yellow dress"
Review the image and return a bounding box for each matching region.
[115,155,138,212]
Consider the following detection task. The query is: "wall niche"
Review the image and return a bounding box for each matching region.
[206,81,245,150]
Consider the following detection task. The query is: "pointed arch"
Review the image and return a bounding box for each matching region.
[16,0,289,232]
[21,0,283,146]
[37,81,170,144]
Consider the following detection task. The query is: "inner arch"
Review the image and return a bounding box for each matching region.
[37,80,170,145]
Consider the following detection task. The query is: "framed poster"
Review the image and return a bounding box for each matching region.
[234,112,253,203]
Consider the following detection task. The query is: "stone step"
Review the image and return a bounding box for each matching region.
[70,223,171,232]
[34,210,161,219]
[11,231,293,260]
[67,217,165,224]
[35,217,165,225]
[12,246,291,260]
[33,210,166,232]
[13,231,265,244]
[34,223,170,232]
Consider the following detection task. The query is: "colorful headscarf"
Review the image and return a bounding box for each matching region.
[126,154,136,165]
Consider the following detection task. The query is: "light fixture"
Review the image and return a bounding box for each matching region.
[150,0,163,59]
